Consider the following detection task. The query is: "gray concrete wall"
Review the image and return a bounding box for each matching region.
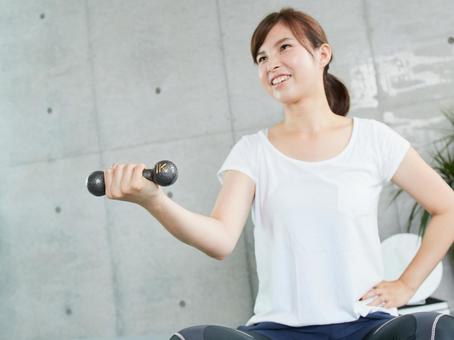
[1,0,453,339]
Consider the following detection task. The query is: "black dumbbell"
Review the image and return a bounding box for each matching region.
[86,160,178,196]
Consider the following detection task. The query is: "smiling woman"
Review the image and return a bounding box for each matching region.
[168,6,454,340]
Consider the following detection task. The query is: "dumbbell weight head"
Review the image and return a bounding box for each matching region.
[86,170,106,196]
[148,160,178,186]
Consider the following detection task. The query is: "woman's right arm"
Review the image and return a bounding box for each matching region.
[106,164,255,261]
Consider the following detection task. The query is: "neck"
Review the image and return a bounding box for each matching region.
[280,96,338,135]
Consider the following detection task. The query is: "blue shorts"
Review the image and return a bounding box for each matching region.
[236,311,395,340]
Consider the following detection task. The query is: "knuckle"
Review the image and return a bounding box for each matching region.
[131,182,143,191]
[110,191,121,199]
[120,185,131,194]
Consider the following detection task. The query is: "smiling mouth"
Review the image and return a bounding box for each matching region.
[271,75,292,86]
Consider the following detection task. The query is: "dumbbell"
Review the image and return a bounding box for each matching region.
[86,160,178,196]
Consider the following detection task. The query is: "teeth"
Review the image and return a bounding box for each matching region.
[272,75,291,85]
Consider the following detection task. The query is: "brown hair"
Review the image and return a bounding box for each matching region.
[250,7,350,116]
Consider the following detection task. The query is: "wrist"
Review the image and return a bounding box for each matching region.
[398,277,418,293]
[139,187,164,211]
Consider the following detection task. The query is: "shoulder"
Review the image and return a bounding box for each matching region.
[353,117,410,156]
[353,116,395,137]
[351,117,407,152]
[237,129,264,147]
[353,116,379,128]
[357,117,394,129]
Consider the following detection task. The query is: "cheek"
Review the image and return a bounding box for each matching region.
[287,54,313,75]
[259,74,272,92]
[258,69,267,85]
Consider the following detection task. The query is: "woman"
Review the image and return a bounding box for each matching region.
[105,7,454,340]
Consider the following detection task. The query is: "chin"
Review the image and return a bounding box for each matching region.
[268,84,304,101]
[272,92,302,105]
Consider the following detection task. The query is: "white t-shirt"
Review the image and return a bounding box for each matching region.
[216,116,411,327]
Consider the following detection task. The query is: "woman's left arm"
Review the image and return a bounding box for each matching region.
[360,146,454,308]
[391,146,454,291]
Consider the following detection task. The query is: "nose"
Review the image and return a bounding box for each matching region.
[267,57,281,72]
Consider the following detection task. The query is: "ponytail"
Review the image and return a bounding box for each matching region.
[323,69,350,116]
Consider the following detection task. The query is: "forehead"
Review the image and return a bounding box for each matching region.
[261,22,296,49]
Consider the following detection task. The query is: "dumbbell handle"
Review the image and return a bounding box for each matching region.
[86,160,178,196]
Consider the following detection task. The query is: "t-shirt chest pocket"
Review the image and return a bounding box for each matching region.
[336,173,375,217]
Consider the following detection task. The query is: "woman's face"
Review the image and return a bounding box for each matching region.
[256,22,327,104]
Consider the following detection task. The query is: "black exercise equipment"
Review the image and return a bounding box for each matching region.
[86,160,178,196]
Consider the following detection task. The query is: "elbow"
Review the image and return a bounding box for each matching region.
[198,240,232,261]
[212,245,233,261]
[208,252,225,261]
[212,249,231,261]
[214,254,226,261]
[213,223,234,261]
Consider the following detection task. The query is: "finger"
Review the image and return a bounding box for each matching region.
[112,164,125,196]
[121,164,135,192]
[367,297,381,306]
[104,168,113,198]
[360,283,381,300]
[132,164,147,189]
[368,295,386,307]
[363,288,381,302]
[360,289,375,301]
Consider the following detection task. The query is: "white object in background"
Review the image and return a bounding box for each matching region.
[381,233,443,304]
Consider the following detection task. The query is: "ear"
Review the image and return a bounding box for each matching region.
[317,43,332,69]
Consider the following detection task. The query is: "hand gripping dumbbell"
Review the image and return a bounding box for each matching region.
[86,160,178,196]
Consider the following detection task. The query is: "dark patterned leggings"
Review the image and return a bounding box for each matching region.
[169,312,454,340]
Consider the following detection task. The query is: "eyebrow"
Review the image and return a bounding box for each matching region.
[257,37,294,57]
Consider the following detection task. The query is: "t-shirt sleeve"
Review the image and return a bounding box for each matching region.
[216,135,257,185]
[374,120,411,183]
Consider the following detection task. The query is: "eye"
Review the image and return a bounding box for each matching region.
[257,56,267,63]
[281,43,291,50]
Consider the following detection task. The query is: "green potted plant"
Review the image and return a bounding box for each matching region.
[388,107,454,261]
